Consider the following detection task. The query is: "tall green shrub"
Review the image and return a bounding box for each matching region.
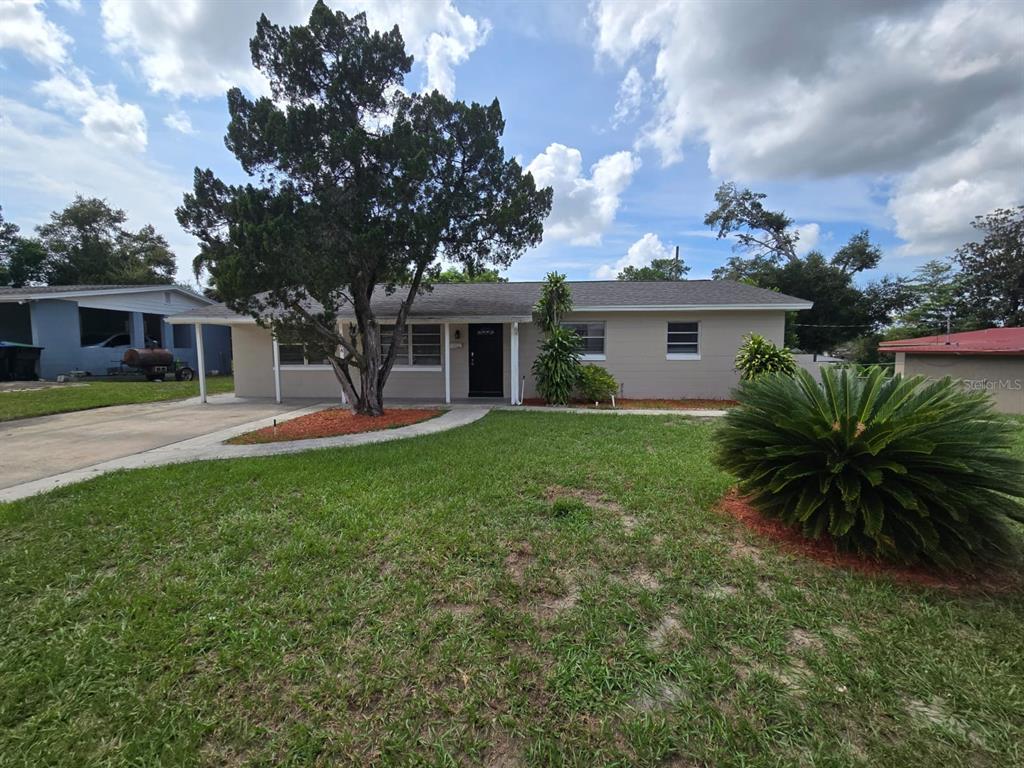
[534,272,573,333]
[533,328,582,405]
[531,272,580,404]
[735,333,797,380]
[714,367,1024,569]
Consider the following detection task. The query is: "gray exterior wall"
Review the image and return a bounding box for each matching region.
[899,353,1024,415]
[30,299,81,378]
[520,310,783,400]
[231,309,785,402]
[8,297,232,379]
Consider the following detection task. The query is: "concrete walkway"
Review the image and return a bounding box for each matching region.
[0,406,490,503]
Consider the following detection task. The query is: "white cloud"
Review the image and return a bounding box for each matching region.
[0,0,72,67]
[526,143,639,246]
[163,109,195,135]
[594,232,671,279]
[100,0,489,99]
[34,68,148,153]
[611,66,643,128]
[0,97,198,279]
[55,0,81,12]
[591,0,1024,254]
[888,116,1024,255]
[792,223,820,257]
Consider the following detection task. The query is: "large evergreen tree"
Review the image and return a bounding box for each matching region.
[706,182,798,281]
[178,2,551,416]
[954,206,1024,327]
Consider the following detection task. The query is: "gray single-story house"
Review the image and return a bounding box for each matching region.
[168,280,812,404]
[0,284,232,380]
[880,327,1024,414]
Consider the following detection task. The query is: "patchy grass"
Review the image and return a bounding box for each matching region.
[1,412,1022,767]
[226,407,443,444]
[0,376,234,422]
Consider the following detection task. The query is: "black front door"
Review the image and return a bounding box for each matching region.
[468,323,503,397]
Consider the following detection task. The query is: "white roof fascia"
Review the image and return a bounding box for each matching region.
[571,303,813,312]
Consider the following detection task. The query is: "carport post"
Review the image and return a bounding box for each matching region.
[443,322,451,404]
[194,322,207,404]
[271,335,282,404]
[510,321,520,405]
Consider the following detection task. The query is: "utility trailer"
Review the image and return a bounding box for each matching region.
[121,348,195,382]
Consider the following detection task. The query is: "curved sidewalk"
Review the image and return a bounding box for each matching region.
[0,407,490,503]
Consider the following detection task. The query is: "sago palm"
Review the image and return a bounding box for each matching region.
[714,366,1024,569]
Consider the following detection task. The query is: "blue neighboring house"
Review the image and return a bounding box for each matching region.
[0,284,232,379]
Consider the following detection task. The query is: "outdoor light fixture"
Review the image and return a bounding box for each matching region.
[454,329,461,340]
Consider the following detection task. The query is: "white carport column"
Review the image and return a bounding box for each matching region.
[194,323,207,404]
[443,322,451,404]
[271,334,282,404]
[337,321,348,405]
[510,321,520,405]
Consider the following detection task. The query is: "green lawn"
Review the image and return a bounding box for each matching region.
[1,412,1022,767]
[0,376,234,422]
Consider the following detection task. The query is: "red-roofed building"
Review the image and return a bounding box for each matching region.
[879,328,1024,414]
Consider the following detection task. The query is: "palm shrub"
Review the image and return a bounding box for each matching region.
[576,364,618,403]
[735,333,797,380]
[714,366,1024,569]
[532,272,581,404]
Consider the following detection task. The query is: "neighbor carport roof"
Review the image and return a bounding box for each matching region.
[0,284,214,303]
[166,280,813,324]
[878,327,1024,356]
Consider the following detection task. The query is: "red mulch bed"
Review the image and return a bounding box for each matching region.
[717,489,1018,593]
[227,408,443,444]
[522,398,738,410]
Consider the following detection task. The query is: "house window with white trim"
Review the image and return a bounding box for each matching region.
[666,321,699,359]
[380,323,442,367]
[278,331,329,366]
[562,321,606,359]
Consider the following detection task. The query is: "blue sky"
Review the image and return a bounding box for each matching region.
[1,1,1021,290]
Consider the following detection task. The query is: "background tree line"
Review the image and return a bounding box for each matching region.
[616,183,1022,361]
[0,196,177,288]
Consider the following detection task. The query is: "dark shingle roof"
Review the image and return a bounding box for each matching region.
[363,280,811,316]
[167,280,811,324]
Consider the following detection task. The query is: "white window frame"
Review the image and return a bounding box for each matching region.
[279,342,333,370]
[666,321,700,361]
[380,323,443,372]
[562,320,606,361]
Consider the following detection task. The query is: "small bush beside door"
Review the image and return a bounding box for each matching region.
[576,364,618,403]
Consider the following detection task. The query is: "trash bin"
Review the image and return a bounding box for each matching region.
[0,341,44,381]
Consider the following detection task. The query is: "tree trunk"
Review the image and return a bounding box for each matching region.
[351,320,385,416]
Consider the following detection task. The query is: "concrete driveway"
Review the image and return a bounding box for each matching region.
[0,395,306,490]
